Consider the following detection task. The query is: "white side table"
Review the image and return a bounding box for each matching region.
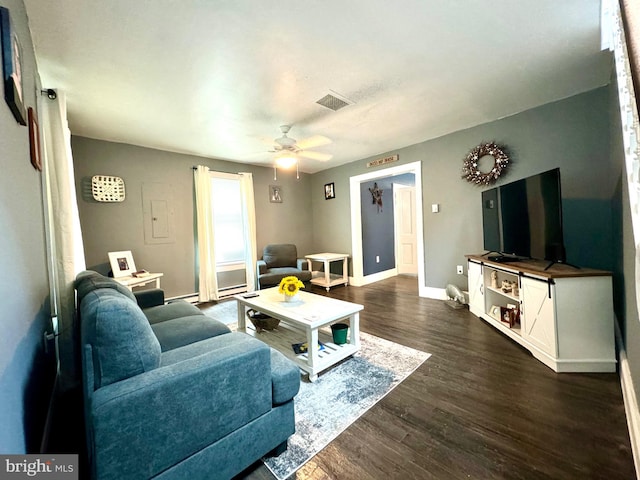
[115,272,163,291]
[305,253,349,291]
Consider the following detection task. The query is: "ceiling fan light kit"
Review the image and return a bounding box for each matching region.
[268,125,333,177]
[275,153,297,169]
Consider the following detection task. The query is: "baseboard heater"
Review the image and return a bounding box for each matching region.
[166,285,248,304]
[218,284,247,298]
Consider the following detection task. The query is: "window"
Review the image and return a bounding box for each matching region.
[210,174,245,265]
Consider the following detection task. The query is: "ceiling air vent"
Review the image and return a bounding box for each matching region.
[316,91,353,112]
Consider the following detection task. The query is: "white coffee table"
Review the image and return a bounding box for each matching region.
[235,287,363,381]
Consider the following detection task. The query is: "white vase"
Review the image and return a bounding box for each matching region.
[284,294,297,303]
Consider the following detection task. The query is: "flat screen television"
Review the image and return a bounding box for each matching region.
[481,168,566,263]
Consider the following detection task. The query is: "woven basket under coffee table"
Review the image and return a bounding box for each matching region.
[246,309,280,332]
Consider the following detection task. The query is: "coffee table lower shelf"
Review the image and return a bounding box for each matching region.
[241,322,358,381]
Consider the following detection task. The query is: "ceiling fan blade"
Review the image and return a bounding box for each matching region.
[296,135,332,150]
[298,150,333,161]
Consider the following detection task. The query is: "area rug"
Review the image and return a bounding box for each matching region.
[202,300,431,480]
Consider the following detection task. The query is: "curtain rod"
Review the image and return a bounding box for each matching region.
[192,166,248,175]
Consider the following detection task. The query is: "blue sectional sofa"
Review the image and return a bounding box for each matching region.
[75,271,300,480]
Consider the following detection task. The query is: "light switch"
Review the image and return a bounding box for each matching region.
[431,203,440,213]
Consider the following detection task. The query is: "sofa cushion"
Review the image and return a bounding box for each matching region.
[81,289,161,388]
[263,244,297,268]
[134,288,164,309]
[151,315,231,352]
[143,299,203,324]
[258,267,312,287]
[75,270,137,304]
[270,349,301,405]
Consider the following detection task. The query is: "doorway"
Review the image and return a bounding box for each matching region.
[349,161,426,297]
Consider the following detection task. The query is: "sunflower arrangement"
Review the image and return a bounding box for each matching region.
[278,276,305,297]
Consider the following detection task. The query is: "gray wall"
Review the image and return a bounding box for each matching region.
[311,87,615,290]
[0,0,55,453]
[72,137,313,297]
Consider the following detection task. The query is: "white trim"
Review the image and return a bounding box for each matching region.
[216,262,246,272]
[617,320,640,479]
[422,286,447,300]
[208,170,242,180]
[348,268,398,287]
[349,161,425,294]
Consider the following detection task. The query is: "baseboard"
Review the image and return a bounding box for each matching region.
[166,293,198,303]
[421,286,447,300]
[616,320,640,479]
[348,268,397,287]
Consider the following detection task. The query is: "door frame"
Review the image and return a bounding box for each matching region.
[349,161,427,296]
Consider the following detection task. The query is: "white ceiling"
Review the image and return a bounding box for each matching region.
[23,0,611,173]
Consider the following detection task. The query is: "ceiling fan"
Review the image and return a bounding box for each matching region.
[269,125,333,168]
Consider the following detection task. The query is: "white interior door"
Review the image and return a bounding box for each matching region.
[394,184,418,275]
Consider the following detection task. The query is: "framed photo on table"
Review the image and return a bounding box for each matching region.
[108,250,137,278]
[0,7,26,125]
[500,306,518,328]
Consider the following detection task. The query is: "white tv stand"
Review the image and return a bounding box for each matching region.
[466,254,616,373]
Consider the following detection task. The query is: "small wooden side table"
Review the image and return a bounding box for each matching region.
[115,272,163,291]
[305,253,349,291]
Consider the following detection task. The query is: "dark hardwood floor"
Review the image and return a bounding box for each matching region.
[237,275,635,480]
[48,276,635,479]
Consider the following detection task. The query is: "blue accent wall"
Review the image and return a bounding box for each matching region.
[361,173,415,276]
[562,198,613,270]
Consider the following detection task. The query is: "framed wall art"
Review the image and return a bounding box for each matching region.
[28,107,41,171]
[324,182,335,200]
[269,185,282,203]
[0,7,26,125]
[108,250,137,278]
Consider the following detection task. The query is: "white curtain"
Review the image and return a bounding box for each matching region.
[194,165,218,301]
[239,172,258,291]
[611,2,640,322]
[41,90,86,389]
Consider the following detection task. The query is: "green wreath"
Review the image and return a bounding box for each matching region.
[462,142,509,186]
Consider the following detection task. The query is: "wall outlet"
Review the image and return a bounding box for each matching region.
[456,265,464,274]
[376,256,380,263]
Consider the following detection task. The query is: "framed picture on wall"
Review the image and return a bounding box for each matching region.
[324,182,335,200]
[28,107,42,171]
[269,185,282,203]
[0,7,26,125]
[108,250,137,278]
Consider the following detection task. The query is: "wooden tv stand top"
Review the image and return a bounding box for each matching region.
[465,254,611,279]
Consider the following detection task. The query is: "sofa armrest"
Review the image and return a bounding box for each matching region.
[297,258,310,271]
[270,349,300,405]
[257,259,268,275]
[89,333,273,480]
[134,288,164,308]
